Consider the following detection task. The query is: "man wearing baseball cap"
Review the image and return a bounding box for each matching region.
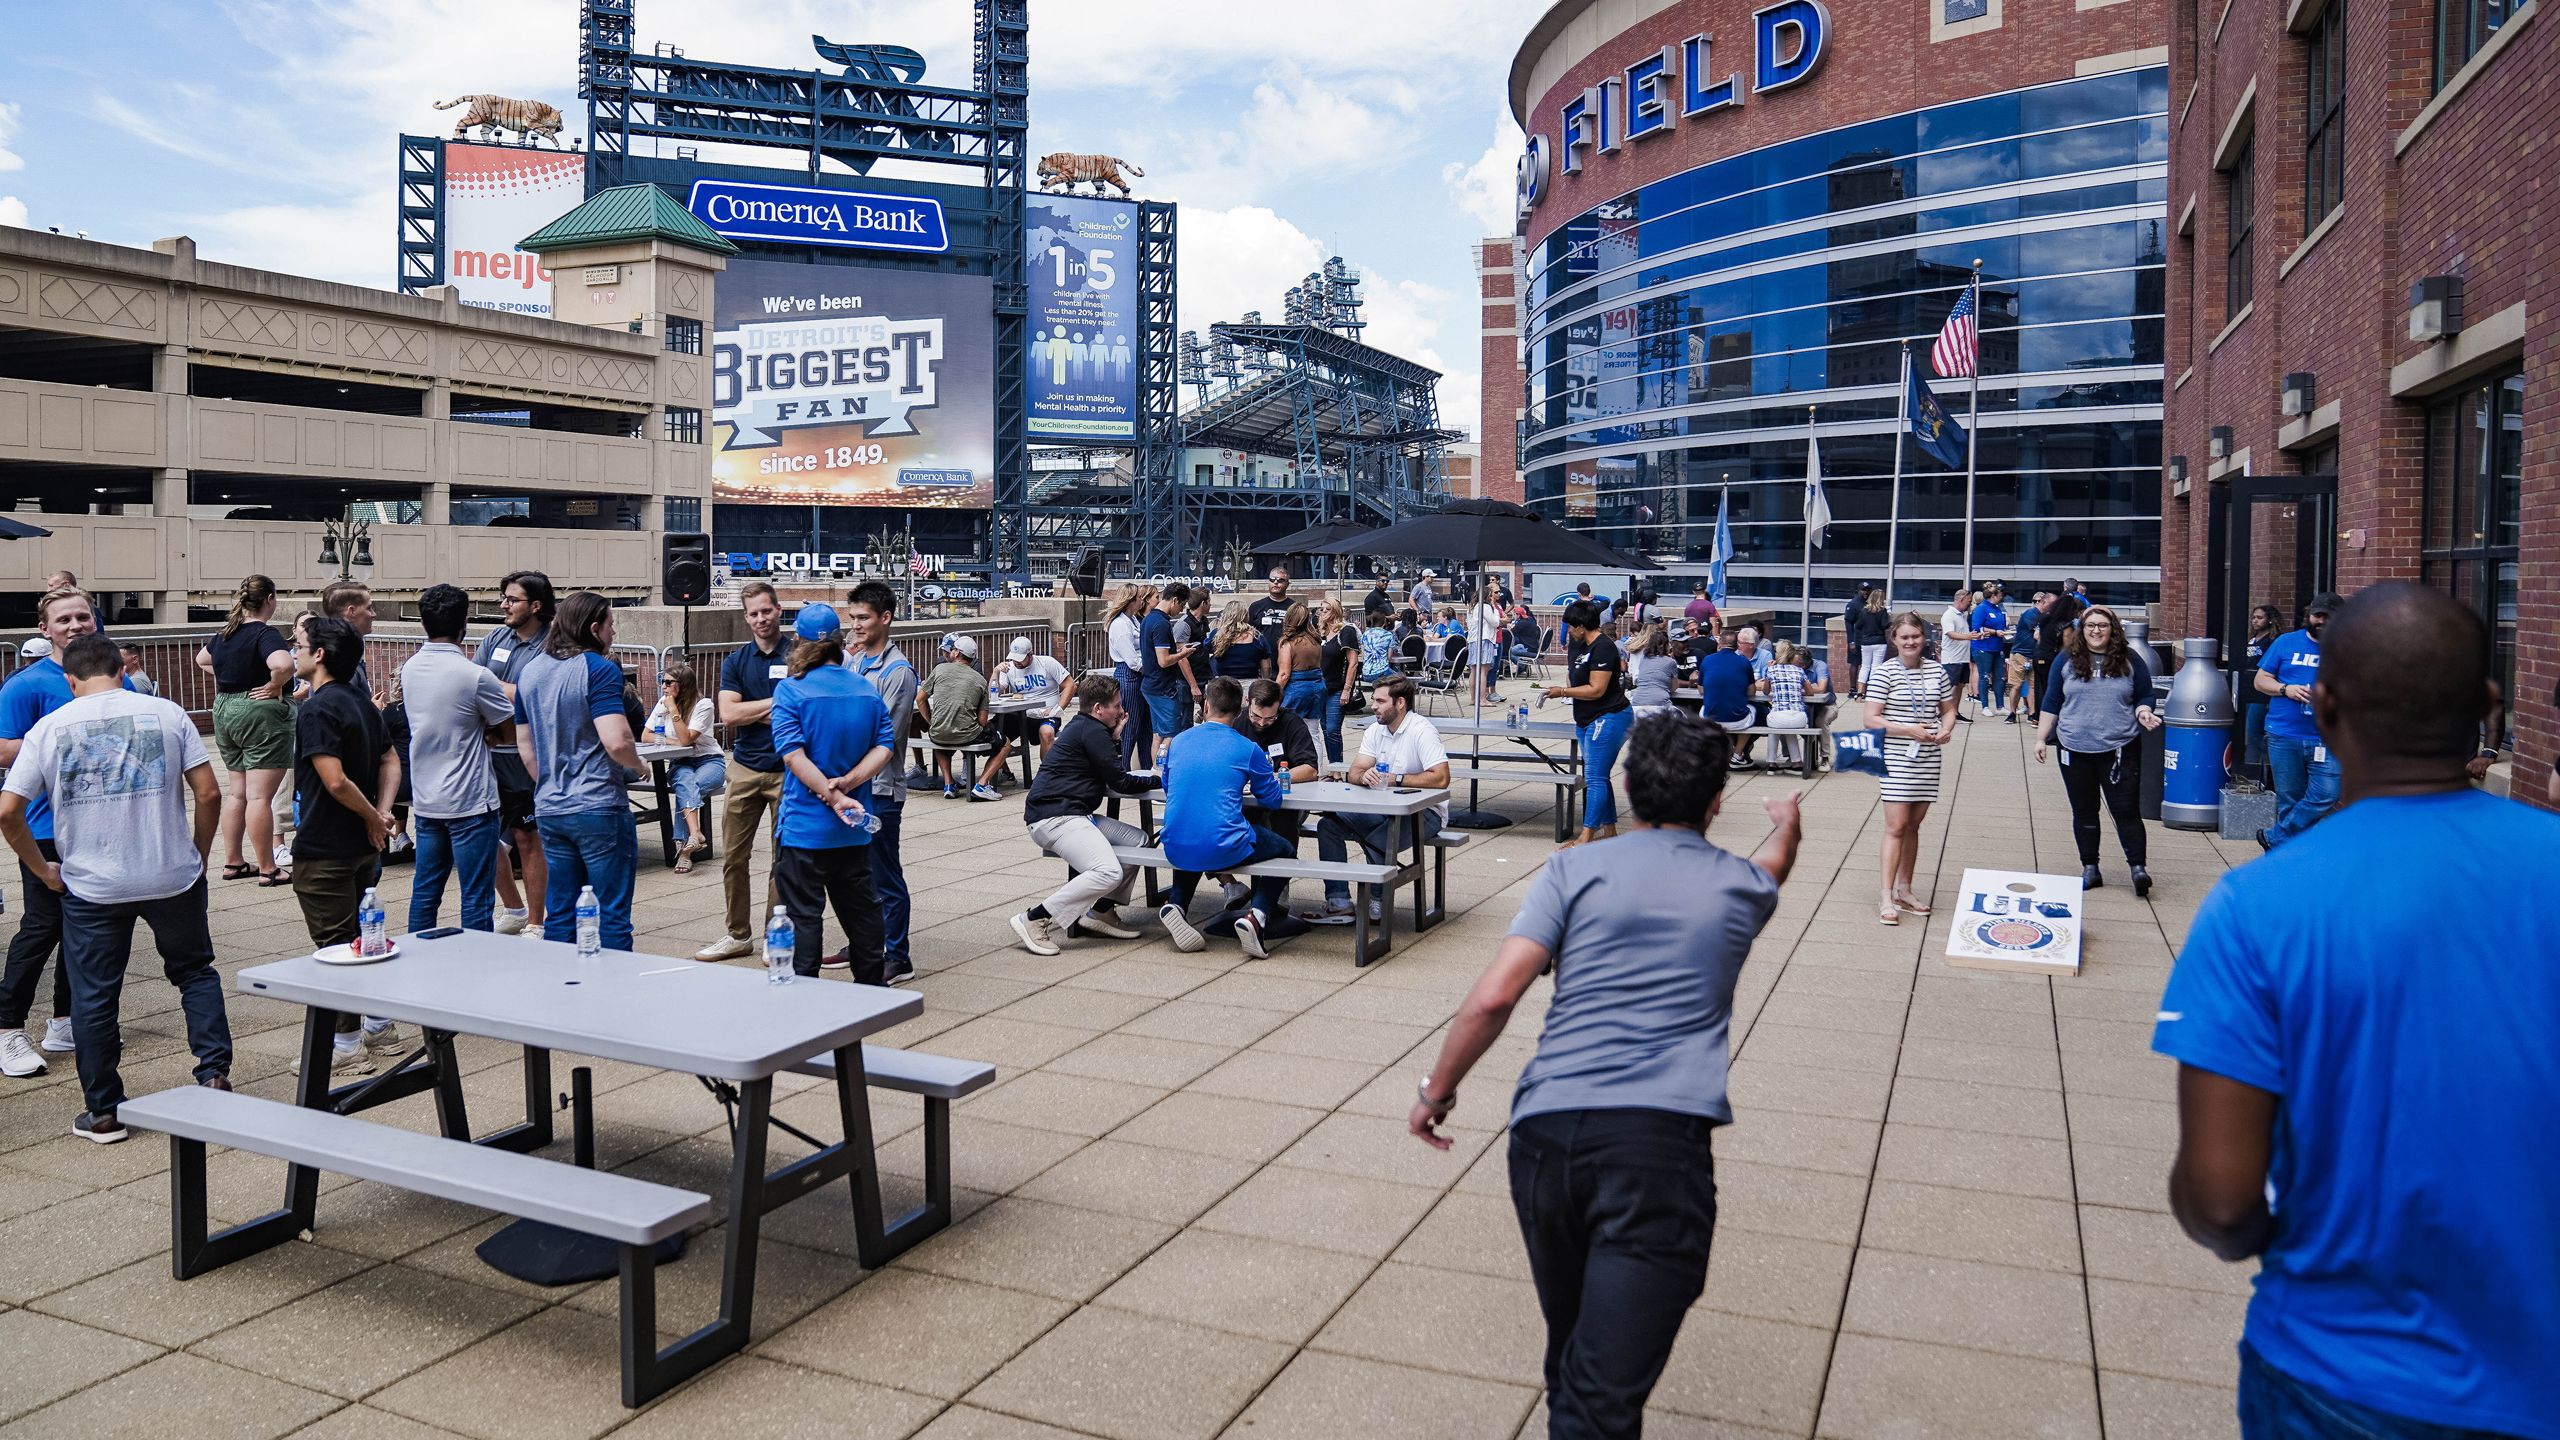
[918,633,1002,801]
[769,603,896,981]
[993,636,1071,765]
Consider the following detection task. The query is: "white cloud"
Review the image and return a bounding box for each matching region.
[0,196,27,230]
[186,197,383,289]
[1175,205,1328,339]
[0,101,23,173]
[1443,111,1523,237]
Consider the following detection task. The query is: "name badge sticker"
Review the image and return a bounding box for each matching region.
[768,663,789,680]
[491,646,512,665]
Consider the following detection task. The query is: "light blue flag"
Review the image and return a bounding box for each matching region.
[1709,488,1733,607]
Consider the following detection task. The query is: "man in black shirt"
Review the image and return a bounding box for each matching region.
[1247,567,1294,651]
[1012,676,1158,956]
[697,582,790,963]
[1237,678,1319,844]
[291,618,402,1076]
[1363,577,1393,622]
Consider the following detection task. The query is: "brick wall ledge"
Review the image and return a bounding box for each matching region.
[2398,1,2539,157]
[2390,302,2528,399]
[2277,399,2341,452]
[2206,302,2255,354]
[2277,203,2349,280]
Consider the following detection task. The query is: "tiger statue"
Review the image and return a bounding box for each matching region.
[1036,152,1145,198]
[433,95,568,148]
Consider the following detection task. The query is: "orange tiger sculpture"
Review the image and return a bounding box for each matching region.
[434,95,568,148]
[1036,152,1145,198]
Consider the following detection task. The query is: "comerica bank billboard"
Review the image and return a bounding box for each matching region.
[710,260,994,509]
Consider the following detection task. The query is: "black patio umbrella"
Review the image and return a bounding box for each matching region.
[1306,499,1651,830]
[1250,518,1373,560]
[0,517,53,540]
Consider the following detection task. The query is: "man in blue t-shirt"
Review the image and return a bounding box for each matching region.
[1967,584,2010,715]
[1153,677,1308,958]
[1695,644,1754,729]
[767,604,897,982]
[2154,583,2557,1439]
[2251,592,2339,850]
[512,595,644,950]
[0,588,134,1075]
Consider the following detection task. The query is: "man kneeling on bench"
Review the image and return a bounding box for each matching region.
[1303,675,1449,926]
[1158,677,1312,958]
[1011,675,1158,955]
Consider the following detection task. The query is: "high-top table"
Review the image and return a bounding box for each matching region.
[237,934,923,1394]
[634,741,715,867]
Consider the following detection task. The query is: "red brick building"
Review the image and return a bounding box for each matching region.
[2162,0,2550,802]
[1477,237,1523,504]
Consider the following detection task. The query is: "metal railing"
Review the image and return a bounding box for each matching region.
[1064,621,1109,676]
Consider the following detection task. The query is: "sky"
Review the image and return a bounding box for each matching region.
[0,0,1539,440]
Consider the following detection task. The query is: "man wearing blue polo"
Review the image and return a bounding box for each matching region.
[1154,677,1308,959]
[1968,583,2011,717]
[1138,582,1194,760]
[2155,584,2557,1438]
[769,604,897,983]
[2252,592,2338,850]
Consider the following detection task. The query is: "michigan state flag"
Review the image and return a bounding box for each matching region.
[1908,365,1967,470]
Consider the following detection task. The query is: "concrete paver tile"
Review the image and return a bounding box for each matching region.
[282,1405,471,1440]
[1196,1163,1439,1259]
[2088,1279,2248,1386]
[2079,1205,2258,1296]
[915,1016,1097,1071]
[0,1308,161,1425]
[2071,1142,2175,1213]
[965,1306,1291,1440]
[1270,1111,1495,1190]
[563,1231,860,1342]
[1095,1228,1374,1343]
[1727,1057,1894,1122]
[0,1190,171,1304]
[2067,1093,2181,1151]
[367,1307,633,1440]
[910,1407,1093,1439]
[1696,1229,1855,1330]
[1252,1012,1431,1065]
[1711,1159,1870,1246]
[1185,1048,1379,1109]
[1115,1000,1289,1049]
[2099,1370,2242,1440]
[1390,1189,1532,1281]
[1055,957,1220,1000]
[1752,992,1911,1037]
[892,1196,1176,1302]
[1859,1179,2084,1273]
[757,1269,1071,1399]
[0,1351,335,1440]
[1887,1074,2071,1140]
[1815,1333,2100,1440]
[1710,1109,1880,1178]
[1225,1350,1535,1439]
[1107,1092,1326,1164]
[1310,1262,1545,1388]
[1181,971,1343,1014]
[959,1071,1170,1139]
[986,985,1163,1033]
[1646,1311,1834,1435]
[192,1263,545,1400]
[606,1355,940,1440]
[1900,1001,2060,1050]
[879,1116,1091,1194]
[31,1239,372,1348]
[1734,1021,1902,1076]
[1873,1123,2075,1200]
[1841,1249,2092,1364]
[1892,1034,2063,1090]
[1012,1139,1255,1225]
[1041,1032,1234,1090]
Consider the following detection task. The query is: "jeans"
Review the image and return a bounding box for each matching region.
[1282,672,1328,730]
[537,807,637,951]
[2056,745,2148,867]
[409,809,501,933]
[719,764,784,941]
[0,839,70,1028]
[1510,1108,1718,1440]
[1318,808,1442,904]
[2243,700,2270,779]
[1169,823,1294,920]
[866,797,909,971]
[60,877,232,1117]
[1974,652,2008,709]
[1578,707,1634,830]
[774,843,884,982]
[1321,692,1347,765]
[668,755,726,843]
[2265,735,2339,848]
[2236,1344,2511,1440]
[1117,664,1149,768]
[1027,812,1145,929]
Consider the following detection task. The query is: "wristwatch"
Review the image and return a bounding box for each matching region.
[1415,1076,1455,1116]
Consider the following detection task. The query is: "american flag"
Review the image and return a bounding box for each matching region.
[1931,281,1979,379]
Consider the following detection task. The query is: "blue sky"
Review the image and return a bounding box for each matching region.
[0,0,1539,437]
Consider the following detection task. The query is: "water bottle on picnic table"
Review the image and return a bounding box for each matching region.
[575,885,601,957]
[357,888,386,958]
[765,906,796,985]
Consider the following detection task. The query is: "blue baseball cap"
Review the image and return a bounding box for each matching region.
[793,603,842,641]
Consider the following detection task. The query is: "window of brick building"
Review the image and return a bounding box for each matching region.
[2436,0,2522,91]
[664,316,703,355]
[2422,367,2522,732]
[663,406,703,445]
[2224,138,2255,315]
[2304,2,2346,230]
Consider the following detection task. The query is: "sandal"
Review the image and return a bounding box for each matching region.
[220,863,260,881]
[673,845,697,874]
[1879,902,1901,926]
[1893,893,1931,915]
[257,870,292,887]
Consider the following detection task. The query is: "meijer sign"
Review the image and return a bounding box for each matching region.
[1519,0,1832,215]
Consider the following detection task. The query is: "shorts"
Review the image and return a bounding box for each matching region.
[211,692,294,771]
[997,711,1057,745]
[491,750,539,833]
[1143,688,1184,741]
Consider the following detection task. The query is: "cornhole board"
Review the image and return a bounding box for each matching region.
[1945,868,2083,975]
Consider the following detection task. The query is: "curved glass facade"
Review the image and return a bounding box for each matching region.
[1520,68,2168,624]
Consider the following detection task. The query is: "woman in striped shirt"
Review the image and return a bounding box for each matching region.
[1864,612,1956,925]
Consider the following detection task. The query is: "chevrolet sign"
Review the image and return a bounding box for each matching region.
[686,180,951,254]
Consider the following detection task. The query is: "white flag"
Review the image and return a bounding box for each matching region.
[1804,425,1831,549]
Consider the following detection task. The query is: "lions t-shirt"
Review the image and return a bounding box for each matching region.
[0,660,138,841]
[2153,790,2560,1437]
[3,690,211,903]
[2257,629,2322,741]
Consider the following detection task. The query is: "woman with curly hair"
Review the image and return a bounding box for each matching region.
[2034,604,2162,894]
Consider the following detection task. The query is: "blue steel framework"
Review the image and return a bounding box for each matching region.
[1520,68,2168,628]
[395,137,443,293]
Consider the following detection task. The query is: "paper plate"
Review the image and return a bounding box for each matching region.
[315,940,400,965]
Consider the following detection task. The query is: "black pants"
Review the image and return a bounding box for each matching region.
[775,844,885,984]
[0,841,71,1029]
[2057,743,2148,867]
[294,853,382,1035]
[1168,823,1294,921]
[1510,1108,1719,1440]
[61,877,232,1117]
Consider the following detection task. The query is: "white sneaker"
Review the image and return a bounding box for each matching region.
[1074,910,1142,940]
[1297,899,1356,926]
[0,1030,46,1078]
[360,1021,404,1054]
[299,1042,376,1079]
[1233,910,1268,960]
[40,1017,76,1053]
[970,783,1001,802]
[1010,911,1060,956]
[693,935,753,962]
[495,908,529,936]
[1158,903,1204,953]
[1216,878,1252,910]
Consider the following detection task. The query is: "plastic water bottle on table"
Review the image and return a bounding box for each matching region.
[357,887,387,958]
[574,885,600,957]
[765,906,796,985]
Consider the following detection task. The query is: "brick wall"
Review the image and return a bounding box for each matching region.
[2164,0,2554,806]
[1478,237,1524,504]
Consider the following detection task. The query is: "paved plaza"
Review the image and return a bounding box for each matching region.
[0,715,2256,1440]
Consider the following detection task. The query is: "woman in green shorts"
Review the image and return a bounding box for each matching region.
[194,574,297,884]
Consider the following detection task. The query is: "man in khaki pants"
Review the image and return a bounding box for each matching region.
[695,582,791,961]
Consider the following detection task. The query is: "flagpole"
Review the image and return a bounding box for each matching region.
[1885,344,1909,611]
[1959,259,1983,592]
[1799,404,1817,651]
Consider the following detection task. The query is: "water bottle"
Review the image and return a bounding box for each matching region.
[357,888,386,958]
[840,802,881,834]
[574,885,600,957]
[765,905,796,985]
[1517,701,1530,729]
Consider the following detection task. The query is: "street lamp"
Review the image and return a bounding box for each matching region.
[319,512,373,581]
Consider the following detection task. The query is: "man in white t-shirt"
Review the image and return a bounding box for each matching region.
[1303,674,1451,925]
[0,634,229,1143]
[992,637,1074,761]
[1470,592,1506,704]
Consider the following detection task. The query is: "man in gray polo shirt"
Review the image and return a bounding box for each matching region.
[401,584,514,932]
[1409,711,1803,1438]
